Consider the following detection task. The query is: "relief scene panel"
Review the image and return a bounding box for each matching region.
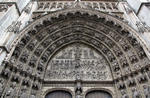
[45,43,112,81]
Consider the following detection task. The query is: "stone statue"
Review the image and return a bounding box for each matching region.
[26,67,33,75]
[76,91,82,98]
[5,82,17,98]
[132,88,141,98]
[121,90,129,98]
[30,93,36,98]
[117,81,125,89]
[127,79,135,86]
[19,86,28,98]
[3,68,10,77]
[143,85,150,98]
[75,79,82,98]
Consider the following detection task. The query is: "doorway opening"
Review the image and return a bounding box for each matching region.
[86,90,112,98]
[45,90,72,98]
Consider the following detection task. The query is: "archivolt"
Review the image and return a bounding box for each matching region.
[1,8,150,98]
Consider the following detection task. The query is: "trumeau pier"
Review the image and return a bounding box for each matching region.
[0,0,150,98]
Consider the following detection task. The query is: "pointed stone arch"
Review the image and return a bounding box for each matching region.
[0,8,150,98]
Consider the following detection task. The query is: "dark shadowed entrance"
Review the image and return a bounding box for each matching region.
[45,90,72,98]
[86,90,112,98]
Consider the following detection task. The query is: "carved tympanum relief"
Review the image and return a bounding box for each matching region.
[45,43,112,81]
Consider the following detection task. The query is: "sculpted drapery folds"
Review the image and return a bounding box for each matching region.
[0,8,150,98]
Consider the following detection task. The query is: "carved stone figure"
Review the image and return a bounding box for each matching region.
[29,56,37,67]
[32,81,39,90]
[75,85,82,98]
[17,63,23,70]
[41,53,48,63]
[121,90,129,98]
[30,93,36,98]
[138,49,146,59]
[119,40,130,51]
[124,67,131,74]
[2,68,10,78]
[107,51,115,62]
[38,2,44,9]
[21,34,31,45]
[12,73,20,82]
[132,88,141,98]
[76,92,82,98]
[34,46,43,56]
[5,82,17,98]
[26,67,33,75]
[75,76,82,98]
[117,81,125,89]
[129,55,138,64]
[19,86,28,98]
[127,78,135,86]
[137,73,147,83]
[120,59,128,67]
[23,77,30,87]
[143,85,150,98]
[20,50,29,63]
[27,40,38,51]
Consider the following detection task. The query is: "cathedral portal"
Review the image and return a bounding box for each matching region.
[0,6,150,98]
